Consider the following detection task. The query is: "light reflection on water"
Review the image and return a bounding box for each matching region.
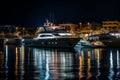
[0,45,120,80]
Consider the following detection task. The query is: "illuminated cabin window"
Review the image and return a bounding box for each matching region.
[52,42,54,44]
[40,35,53,37]
[41,42,44,44]
[55,42,57,44]
[48,42,50,44]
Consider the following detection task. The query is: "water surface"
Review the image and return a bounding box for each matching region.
[0,45,120,80]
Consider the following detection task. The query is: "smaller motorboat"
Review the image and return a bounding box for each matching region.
[75,37,94,48]
[21,36,33,45]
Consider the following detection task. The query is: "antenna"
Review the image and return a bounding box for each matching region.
[49,11,55,23]
[49,12,51,22]
[52,12,54,23]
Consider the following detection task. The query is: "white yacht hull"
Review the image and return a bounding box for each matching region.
[30,37,80,48]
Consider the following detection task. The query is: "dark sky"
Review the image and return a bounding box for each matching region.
[0,0,120,27]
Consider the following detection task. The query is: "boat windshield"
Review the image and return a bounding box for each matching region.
[39,35,53,37]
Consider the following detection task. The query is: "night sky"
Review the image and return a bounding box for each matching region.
[0,0,120,27]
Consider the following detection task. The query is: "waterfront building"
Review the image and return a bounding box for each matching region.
[77,22,92,40]
[77,22,102,39]
[102,21,120,38]
[59,23,78,34]
[0,25,16,35]
[102,21,120,31]
[17,26,37,37]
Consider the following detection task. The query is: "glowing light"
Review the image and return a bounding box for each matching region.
[108,50,114,80]
[5,45,8,80]
[15,47,18,76]
[110,51,113,68]
[79,56,83,79]
[117,50,119,69]
[87,52,91,80]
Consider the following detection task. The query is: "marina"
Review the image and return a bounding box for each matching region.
[0,24,120,80]
[0,0,120,79]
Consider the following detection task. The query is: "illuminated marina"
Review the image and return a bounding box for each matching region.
[0,0,120,79]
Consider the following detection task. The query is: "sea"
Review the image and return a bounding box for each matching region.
[0,44,120,80]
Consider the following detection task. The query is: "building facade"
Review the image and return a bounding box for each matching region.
[102,21,120,31]
[59,23,78,33]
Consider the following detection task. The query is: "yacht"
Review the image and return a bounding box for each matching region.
[4,34,21,45]
[88,33,120,47]
[30,30,80,48]
[29,19,80,48]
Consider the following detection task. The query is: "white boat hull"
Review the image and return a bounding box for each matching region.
[30,37,80,48]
